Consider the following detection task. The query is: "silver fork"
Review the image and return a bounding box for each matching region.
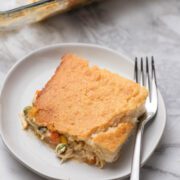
[130,57,158,180]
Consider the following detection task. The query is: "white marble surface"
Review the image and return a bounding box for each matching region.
[0,0,180,179]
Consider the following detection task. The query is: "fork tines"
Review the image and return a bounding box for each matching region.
[134,56,157,103]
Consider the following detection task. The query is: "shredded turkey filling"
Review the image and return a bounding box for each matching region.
[22,106,105,167]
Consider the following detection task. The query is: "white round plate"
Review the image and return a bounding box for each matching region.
[0,43,166,180]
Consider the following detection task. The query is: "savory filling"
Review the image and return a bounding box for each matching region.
[22,106,105,167]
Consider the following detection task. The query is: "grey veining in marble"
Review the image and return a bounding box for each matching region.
[0,0,180,179]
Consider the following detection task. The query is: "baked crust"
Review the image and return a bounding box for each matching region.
[34,54,147,140]
[92,122,134,160]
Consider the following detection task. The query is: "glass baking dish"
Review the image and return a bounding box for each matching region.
[0,0,95,30]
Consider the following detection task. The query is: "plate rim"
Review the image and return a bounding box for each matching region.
[0,43,166,180]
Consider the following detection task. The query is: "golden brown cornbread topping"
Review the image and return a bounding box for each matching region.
[34,54,148,139]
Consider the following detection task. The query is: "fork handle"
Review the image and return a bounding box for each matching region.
[130,121,145,180]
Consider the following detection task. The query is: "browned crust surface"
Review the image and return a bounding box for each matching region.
[34,54,147,139]
[92,122,135,153]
